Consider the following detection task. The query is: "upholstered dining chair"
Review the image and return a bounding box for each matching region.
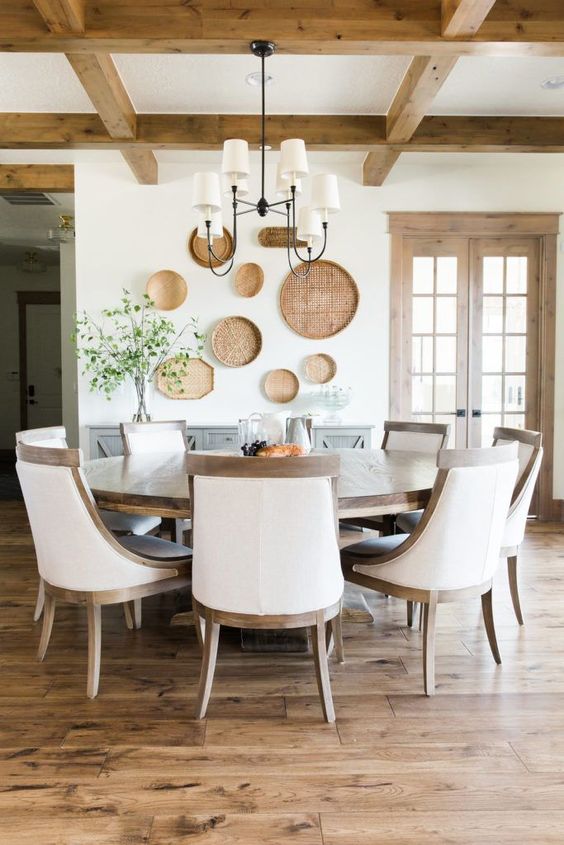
[16,426,162,622]
[341,444,518,695]
[187,453,344,723]
[396,427,543,625]
[16,442,192,698]
[343,420,450,536]
[120,420,191,544]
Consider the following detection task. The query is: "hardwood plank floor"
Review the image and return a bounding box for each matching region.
[2,500,564,843]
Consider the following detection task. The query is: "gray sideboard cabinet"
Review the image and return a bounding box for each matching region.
[87,423,374,459]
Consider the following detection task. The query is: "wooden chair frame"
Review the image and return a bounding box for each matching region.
[341,445,518,695]
[493,426,543,625]
[186,453,344,722]
[16,443,191,699]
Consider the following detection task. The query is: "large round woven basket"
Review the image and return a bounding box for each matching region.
[280,259,359,339]
[188,226,233,268]
[212,316,262,367]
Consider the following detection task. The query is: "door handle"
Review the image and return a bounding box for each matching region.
[472,409,482,417]
[456,409,466,418]
[28,384,35,397]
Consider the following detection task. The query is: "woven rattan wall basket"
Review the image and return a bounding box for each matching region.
[212,316,262,367]
[188,227,233,268]
[156,357,214,400]
[280,260,359,339]
[264,369,299,403]
[304,353,337,384]
[146,270,187,311]
[258,227,307,249]
[235,262,264,297]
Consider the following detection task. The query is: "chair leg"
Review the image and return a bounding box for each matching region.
[87,604,102,699]
[407,600,414,627]
[37,592,56,661]
[507,555,524,626]
[422,592,438,696]
[132,598,142,629]
[481,587,501,665]
[418,602,423,632]
[34,577,45,622]
[331,612,345,664]
[192,598,205,650]
[124,599,142,630]
[195,609,220,719]
[311,609,336,723]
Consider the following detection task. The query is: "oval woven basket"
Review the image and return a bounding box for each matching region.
[146,270,187,311]
[212,316,262,367]
[280,259,359,339]
[235,262,264,297]
[264,369,300,404]
[188,226,233,268]
[304,353,337,384]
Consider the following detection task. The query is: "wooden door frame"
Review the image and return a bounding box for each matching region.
[17,291,61,431]
[388,212,560,522]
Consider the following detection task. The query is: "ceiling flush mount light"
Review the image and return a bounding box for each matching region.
[47,214,75,243]
[541,75,564,89]
[192,41,340,278]
[246,70,274,88]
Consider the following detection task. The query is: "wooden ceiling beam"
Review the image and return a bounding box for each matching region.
[442,0,498,38]
[0,164,74,192]
[2,113,564,153]
[32,0,157,183]
[362,151,401,187]
[386,56,458,145]
[3,2,564,56]
[31,0,84,34]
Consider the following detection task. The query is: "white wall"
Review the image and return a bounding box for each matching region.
[60,242,79,447]
[0,263,60,451]
[74,154,564,494]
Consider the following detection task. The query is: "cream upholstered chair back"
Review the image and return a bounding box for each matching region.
[356,444,518,592]
[16,444,177,593]
[187,454,344,616]
[16,426,67,449]
[120,420,188,455]
[493,427,543,549]
[382,421,450,453]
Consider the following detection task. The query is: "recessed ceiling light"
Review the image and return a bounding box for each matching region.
[541,75,564,90]
[246,71,274,87]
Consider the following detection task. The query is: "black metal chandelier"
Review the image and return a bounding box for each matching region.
[191,40,340,278]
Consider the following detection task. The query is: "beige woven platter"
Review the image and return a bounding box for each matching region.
[258,227,307,248]
[235,262,264,297]
[264,368,299,403]
[146,269,187,311]
[304,353,337,384]
[156,357,214,400]
[188,226,233,268]
[280,259,359,339]
[212,316,262,367]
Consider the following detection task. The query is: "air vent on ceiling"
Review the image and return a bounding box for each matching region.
[0,191,56,206]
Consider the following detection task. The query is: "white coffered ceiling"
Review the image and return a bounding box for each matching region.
[1,53,564,116]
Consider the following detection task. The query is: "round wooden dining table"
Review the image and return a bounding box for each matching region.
[84,448,438,521]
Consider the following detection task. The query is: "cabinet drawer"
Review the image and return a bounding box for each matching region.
[203,428,238,450]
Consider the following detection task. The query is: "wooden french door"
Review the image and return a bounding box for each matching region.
[395,235,540,448]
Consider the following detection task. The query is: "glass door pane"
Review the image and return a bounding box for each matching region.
[404,239,469,447]
[469,239,539,448]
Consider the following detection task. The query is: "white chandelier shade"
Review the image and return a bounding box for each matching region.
[223,177,249,198]
[297,207,323,245]
[279,138,309,180]
[197,210,223,240]
[221,139,250,179]
[192,171,222,214]
[275,163,302,199]
[311,173,341,218]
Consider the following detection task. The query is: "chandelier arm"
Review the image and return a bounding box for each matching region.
[235,198,259,208]
[268,198,291,209]
[235,205,262,217]
[286,203,312,278]
[207,257,235,277]
[269,207,287,217]
[290,187,307,263]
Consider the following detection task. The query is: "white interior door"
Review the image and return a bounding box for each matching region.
[25,303,62,429]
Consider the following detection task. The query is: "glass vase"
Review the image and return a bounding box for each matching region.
[132,377,152,422]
